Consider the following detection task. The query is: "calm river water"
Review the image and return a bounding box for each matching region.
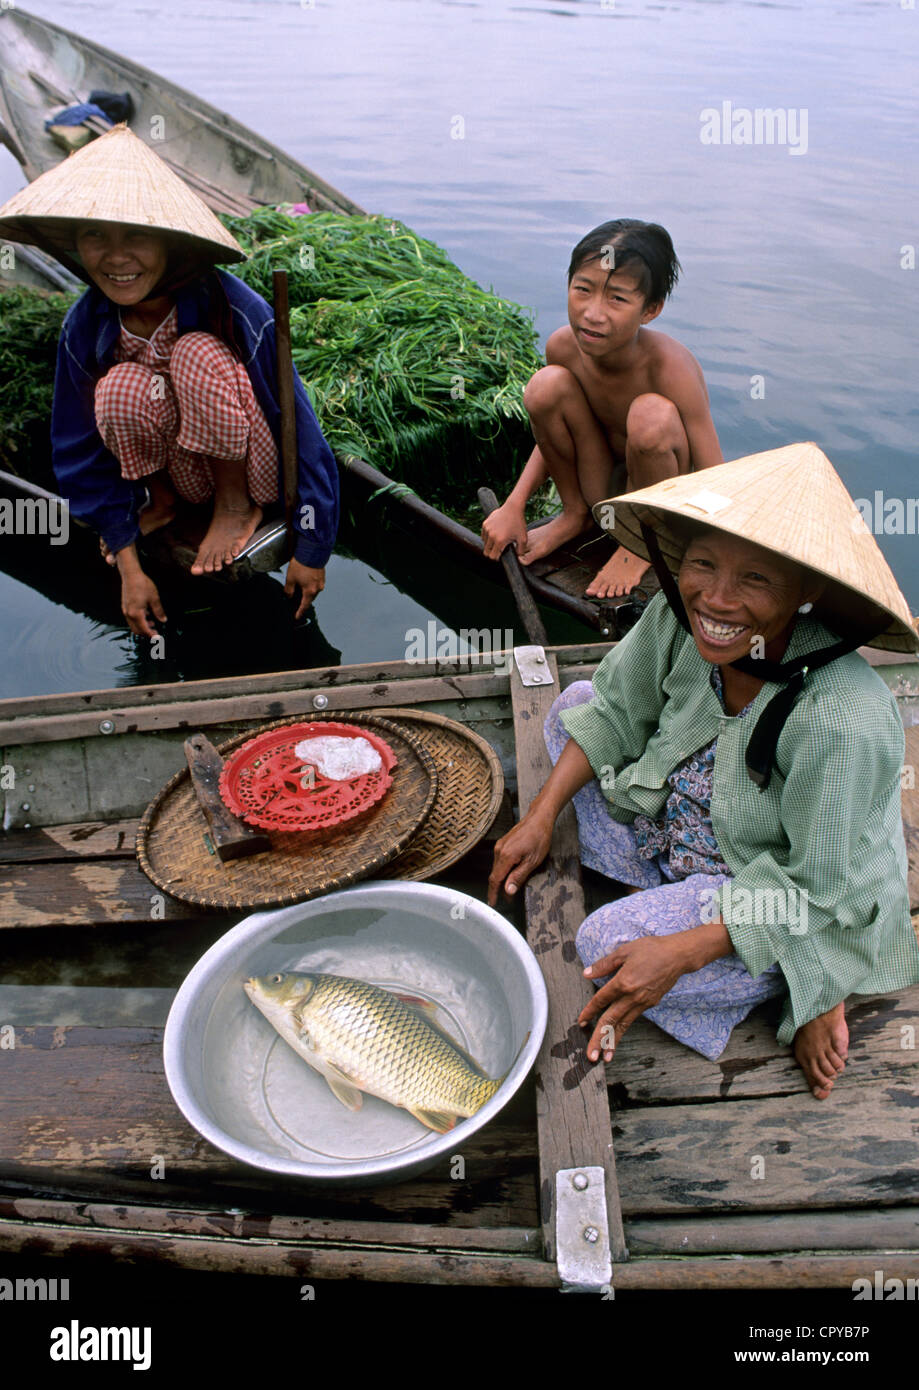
[1,0,917,694]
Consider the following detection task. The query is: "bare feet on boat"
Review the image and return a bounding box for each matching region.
[191,501,263,574]
[793,1001,848,1100]
[585,548,651,599]
[517,508,592,567]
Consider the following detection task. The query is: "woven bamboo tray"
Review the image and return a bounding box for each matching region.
[371,707,504,881]
[136,713,437,910]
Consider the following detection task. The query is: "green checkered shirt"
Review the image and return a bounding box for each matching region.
[560,592,919,1042]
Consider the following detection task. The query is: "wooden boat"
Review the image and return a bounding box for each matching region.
[0,8,638,637]
[1,640,918,1291]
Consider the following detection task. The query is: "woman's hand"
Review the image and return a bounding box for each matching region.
[487,808,554,906]
[120,570,166,638]
[285,558,325,620]
[114,543,166,638]
[578,935,689,1062]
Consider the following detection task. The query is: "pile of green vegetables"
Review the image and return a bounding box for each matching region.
[0,210,545,525]
[224,208,543,523]
[0,284,76,491]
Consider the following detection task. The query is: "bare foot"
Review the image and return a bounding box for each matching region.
[518,509,591,567]
[793,1001,848,1100]
[191,502,263,575]
[586,548,651,599]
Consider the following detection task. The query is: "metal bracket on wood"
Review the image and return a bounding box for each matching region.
[555,1166,613,1292]
[513,646,556,688]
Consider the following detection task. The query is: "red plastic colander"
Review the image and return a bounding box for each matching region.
[218,721,397,832]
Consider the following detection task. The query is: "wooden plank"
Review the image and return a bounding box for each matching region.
[510,657,628,1265]
[0,645,613,723]
[0,1218,555,1286]
[0,862,197,928]
[0,671,511,745]
[0,1196,542,1254]
[0,1214,913,1287]
[0,1026,539,1227]
[613,1083,919,1215]
[0,820,138,863]
[625,1206,919,1255]
[610,989,919,1102]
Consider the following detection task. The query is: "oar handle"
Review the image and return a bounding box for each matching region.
[478,486,549,648]
[273,269,298,558]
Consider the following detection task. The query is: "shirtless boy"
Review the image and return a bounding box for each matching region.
[482,219,723,597]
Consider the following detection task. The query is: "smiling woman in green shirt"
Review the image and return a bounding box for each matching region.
[488,443,919,1100]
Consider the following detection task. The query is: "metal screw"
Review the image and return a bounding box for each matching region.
[535,654,545,664]
[600,628,610,638]
[583,1226,599,1244]
[571,1172,589,1191]
[99,719,115,735]
[312,694,329,710]
[27,785,35,793]
[20,803,30,812]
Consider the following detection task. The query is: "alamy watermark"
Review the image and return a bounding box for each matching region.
[0,497,69,545]
[851,491,919,535]
[405,622,514,674]
[700,882,809,935]
[700,101,808,156]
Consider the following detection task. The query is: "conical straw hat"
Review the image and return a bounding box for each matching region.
[596,441,918,653]
[0,124,244,267]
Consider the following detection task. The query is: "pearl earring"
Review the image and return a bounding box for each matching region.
[798,602,813,614]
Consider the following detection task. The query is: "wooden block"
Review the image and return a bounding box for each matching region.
[184,734,271,861]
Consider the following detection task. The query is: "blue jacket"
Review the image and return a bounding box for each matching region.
[50,269,339,567]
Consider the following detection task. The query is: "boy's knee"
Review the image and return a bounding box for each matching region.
[626,393,681,453]
[523,364,578,419]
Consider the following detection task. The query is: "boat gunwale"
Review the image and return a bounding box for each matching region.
[0,6,365,214]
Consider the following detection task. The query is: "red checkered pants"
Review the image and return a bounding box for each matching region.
[94,331,279,505]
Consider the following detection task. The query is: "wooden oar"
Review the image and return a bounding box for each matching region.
[272,269,299,561]
[478,487,548,647]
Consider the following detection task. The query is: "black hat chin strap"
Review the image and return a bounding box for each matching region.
[638,523,875,788]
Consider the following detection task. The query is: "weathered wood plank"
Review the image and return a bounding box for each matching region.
[625,1206,919,1254]
[0,862,196,928]
[0,644,615,723]
[0,672,512,746]
[0,1026,539,1227]
[613,1083,919,1215]
[510,658,627,1265]
[0,1196,541,1254]
[0,1218,555,1286]
[0,1215,913,1286]
[0,820,138,863]
[610,990,919,1103]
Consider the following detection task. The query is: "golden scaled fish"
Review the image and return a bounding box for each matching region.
[243,971,503,1134]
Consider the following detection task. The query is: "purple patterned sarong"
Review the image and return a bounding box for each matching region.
[545,682,785,1060]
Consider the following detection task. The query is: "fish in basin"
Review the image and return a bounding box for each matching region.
[243,970,503,1133]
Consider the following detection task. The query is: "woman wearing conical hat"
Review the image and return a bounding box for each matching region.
[489,443,919,1100]
[0,125,337,637]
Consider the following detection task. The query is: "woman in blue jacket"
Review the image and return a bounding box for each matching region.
[0,124,338,637]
